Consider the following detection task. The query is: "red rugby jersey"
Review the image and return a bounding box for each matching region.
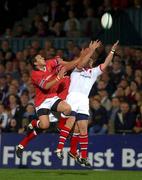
[57,76,70,100]
[31,58,60,107]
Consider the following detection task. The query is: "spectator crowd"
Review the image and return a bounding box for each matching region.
[1,0,142,39]
[0,38,142,135]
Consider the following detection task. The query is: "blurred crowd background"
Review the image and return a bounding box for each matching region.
[0,0,142,135]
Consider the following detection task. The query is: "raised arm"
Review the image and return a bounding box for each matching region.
[44,67,66,90]
[77,40,102,69]
[35,67,66,90]
[56,40,101,71]
[55,56,80,72]
[60,57,81,71]
[100,40,119,71]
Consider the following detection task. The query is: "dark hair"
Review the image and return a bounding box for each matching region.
[28,57,35,66]
[28,56,38,70]
[26,103,35,109]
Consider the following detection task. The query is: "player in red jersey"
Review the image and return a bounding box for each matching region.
[16,53,85,158]
[16,41,100,159]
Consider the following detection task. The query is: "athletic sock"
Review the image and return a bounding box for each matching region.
[19,131,37,148]
[57,126,71,150]
[31,119,40,128]
[70,133,79,155]
[79,134,88,159]
[58,117,67,130]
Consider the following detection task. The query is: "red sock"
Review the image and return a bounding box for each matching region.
[79,134,88,159]
[58,117,67,130]
[70,133,79,155]
[31,119,40,128]
[20,131,37,148]
[57,126,71,150]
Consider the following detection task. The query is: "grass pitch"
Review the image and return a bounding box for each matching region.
[0,169,142,180]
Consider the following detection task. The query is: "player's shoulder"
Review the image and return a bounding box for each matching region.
[46,58,57,65]
[31,69,42,79]
[92,65,103,75]
[73,67,82,72]
[92,65,100,71]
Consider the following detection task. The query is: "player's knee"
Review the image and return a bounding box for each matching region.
[63,104,71,115]
[65,117,75,129]
[57,101,71,115]
[40,121,50,129]
[74,125,79,133]
[79,126,88,135]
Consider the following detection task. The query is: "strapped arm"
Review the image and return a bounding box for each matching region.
[100,40,119,71]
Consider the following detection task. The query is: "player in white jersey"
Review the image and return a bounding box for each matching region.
[66,64,102,115]
[56,40,119,167]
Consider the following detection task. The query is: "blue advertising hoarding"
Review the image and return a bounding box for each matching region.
[0,133,142,170]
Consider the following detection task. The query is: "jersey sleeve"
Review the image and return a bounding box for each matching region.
[73,67,82,72]
[92,64,103,79]
[32,72,53,90]
[46,57,59,69]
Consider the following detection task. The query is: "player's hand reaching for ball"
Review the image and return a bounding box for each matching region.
[111,40,119,52]
[92,40,102,50]
[89,40,102,50]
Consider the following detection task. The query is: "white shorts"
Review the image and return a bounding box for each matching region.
[36,96,60,112]
[49,113,58,122]
[66,92,89,115]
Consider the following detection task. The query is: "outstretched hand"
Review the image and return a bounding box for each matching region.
[80,48,90,57]
[80,40,102,58]
[89,40,102,50]
[111,40,119,51]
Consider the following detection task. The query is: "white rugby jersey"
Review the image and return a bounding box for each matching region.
[68,65,103,97]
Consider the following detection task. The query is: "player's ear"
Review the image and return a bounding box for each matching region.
[34,61,38,66]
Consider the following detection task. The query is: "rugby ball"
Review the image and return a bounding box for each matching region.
[101,12,113,29]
